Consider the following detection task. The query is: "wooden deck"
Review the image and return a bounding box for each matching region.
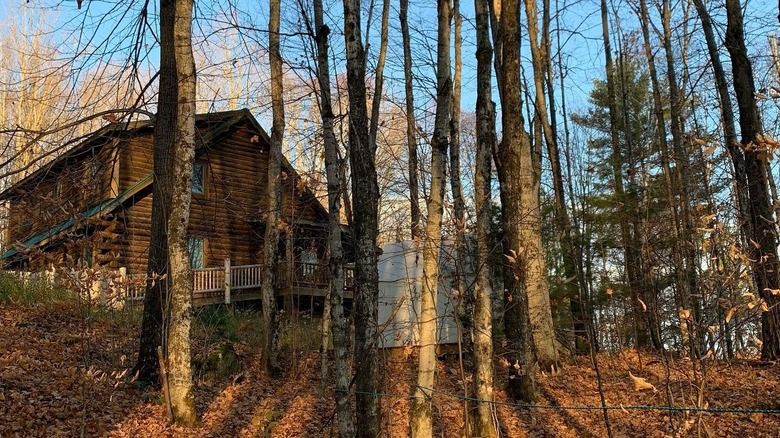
[125,260,354,307]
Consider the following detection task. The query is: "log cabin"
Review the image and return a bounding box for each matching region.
[0,109,353,305]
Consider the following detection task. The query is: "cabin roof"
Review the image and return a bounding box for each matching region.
[0,109,262,201]
[1,109,331,260]
[1,173,153,260]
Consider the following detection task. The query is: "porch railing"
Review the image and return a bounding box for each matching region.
[125,259,354,305]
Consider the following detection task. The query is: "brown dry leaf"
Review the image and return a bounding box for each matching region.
[761,301,770,312]
[629,372,657,392]
[606,288,614,296]
[725,306,739,323]
[694,137,708,146]
[637,298,647,312]
[702,144,717,156]
[764,288,780,296]
[678,308,691,321]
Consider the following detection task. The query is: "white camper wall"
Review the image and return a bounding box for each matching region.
[376,241,462,349]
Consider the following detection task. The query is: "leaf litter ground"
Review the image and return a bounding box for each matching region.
[1,300,779,437]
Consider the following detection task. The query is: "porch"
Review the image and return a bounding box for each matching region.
[125,259,354,307]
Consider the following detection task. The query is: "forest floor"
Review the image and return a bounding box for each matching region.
[2,299,780,437]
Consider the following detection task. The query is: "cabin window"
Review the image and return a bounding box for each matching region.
[88,160,100,179]
[187,236,205,269]
[192,162,205,194]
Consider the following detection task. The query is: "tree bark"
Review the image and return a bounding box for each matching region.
[400,0,421,239]
[311,0,355,433]
[691,0,752,256]
[411,0,450,435]
[635,0,684,351]
[368,0,389,156]
[261,0,283,376]
[495,0,544,402]
[473,0,497,434]
[523,0,579,359]
[600,0,650,349]
[660,0,701,355]
[342,0,381,434]
[134,0,177,384]
[165,0,197,426]
[724,0,780,360]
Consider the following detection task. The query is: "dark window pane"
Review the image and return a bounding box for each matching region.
[187,237,204,269]
[192,162,204,194]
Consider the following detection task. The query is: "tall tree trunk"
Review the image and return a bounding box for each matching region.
[691,0,752,260]
[724,0,780,360]
[635,0,684,351]
[523,0,579,358]
[261,0,283,376]
[411,0,450,435]
[368,0,389,156]
[311,0,355,433]
[661,0,701,356]
[600,0,650,349]
[495,0,545,402]
[343,0,381,434]
[450,0,470,353]
[133,0,178,384]
[165,0,197,426]
[400,0,421,239]
[473,0,497,434]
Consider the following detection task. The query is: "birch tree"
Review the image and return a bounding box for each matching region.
[165,0,198,426]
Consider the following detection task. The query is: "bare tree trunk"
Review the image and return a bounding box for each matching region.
[261,0,283,376]
[343,0,381,434]
[724,0,780,360]
[691,0,752,258]
[411,0,450,434]
[368,0,389,156]
[310,0,355,433]
[400,0,421,239]
[495,0,541,402]
[473,0,497,434]
[523,0,572,363]
[635,0,685,351]
[134,0,178,384]
[165,0,197,426]
[600,0,650,349]
[660,0,701,356]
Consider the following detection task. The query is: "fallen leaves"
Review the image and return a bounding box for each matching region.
[628,371,657,392]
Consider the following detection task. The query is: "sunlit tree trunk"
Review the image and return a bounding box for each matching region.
[261,0,283,376]
[523,0,574,361]
[411,0,450,434]
[310,0,355,433]
[165,0,197,426]
[342,0,381,434]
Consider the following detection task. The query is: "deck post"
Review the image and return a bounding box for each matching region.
[224,258,231,304]
[119,267,127,307]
